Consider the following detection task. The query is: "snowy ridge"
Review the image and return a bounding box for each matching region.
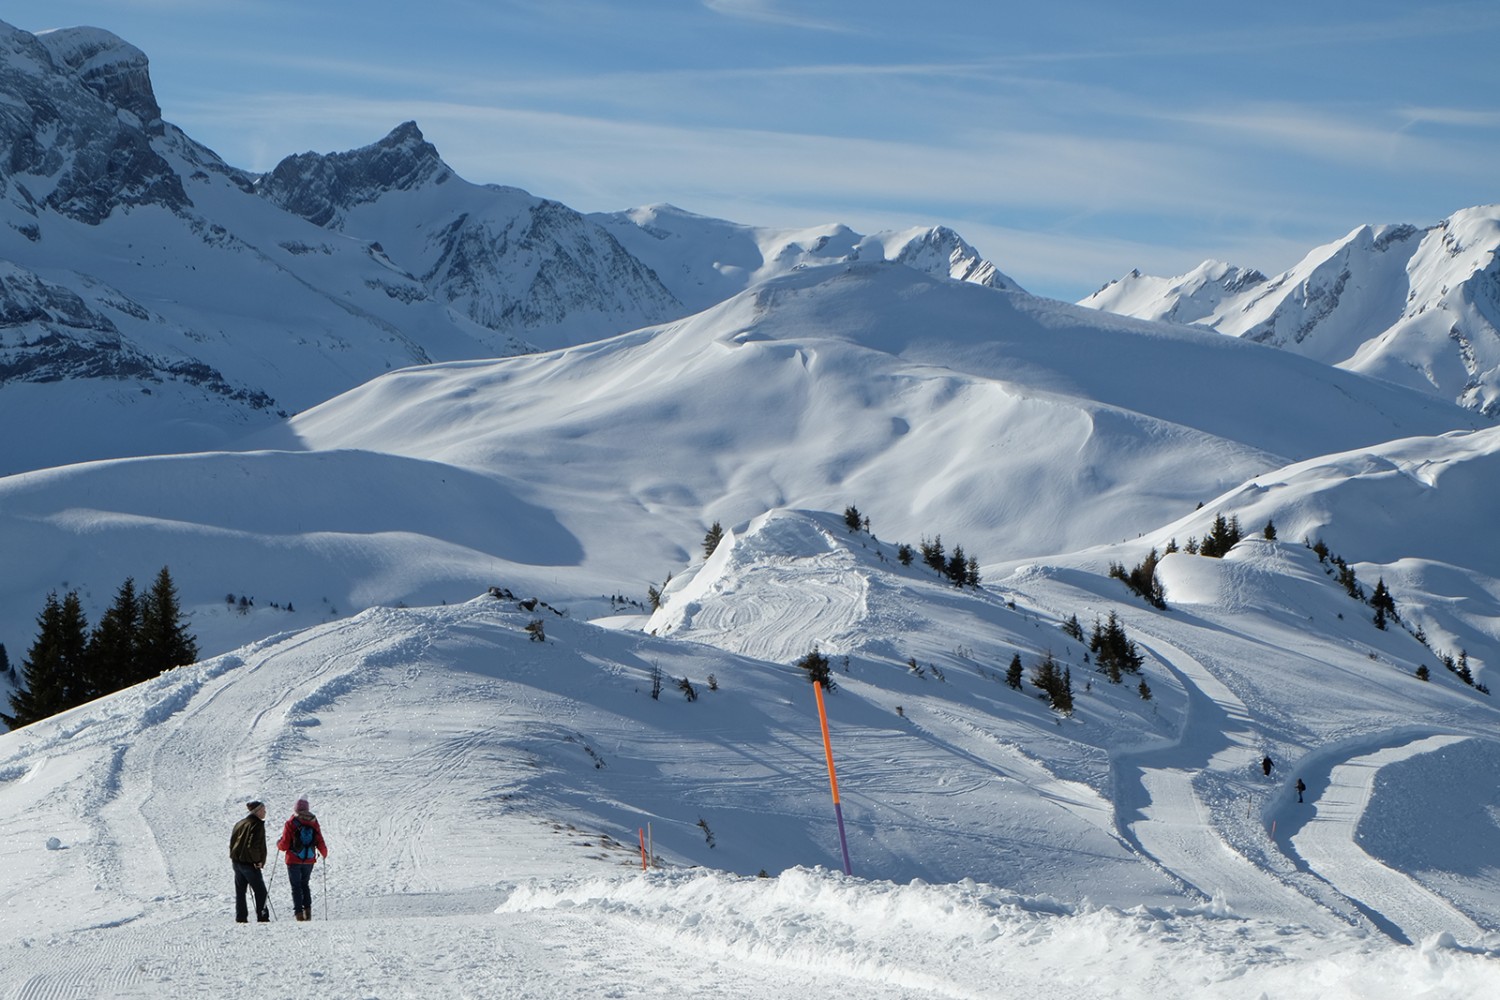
[592,202,1022,316]
[1081,205,1500,413]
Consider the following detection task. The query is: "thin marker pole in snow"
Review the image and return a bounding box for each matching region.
[813,679,853,876]
[639,828,648,871]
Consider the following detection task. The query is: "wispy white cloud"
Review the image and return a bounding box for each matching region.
[1397,106,1500,129]
[701,0,854,33]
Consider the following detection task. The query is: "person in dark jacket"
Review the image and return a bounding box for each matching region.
[1261,755,1275,777]
[276,796,328,921]
[229,800,270,923]
[1296,778,1307,803]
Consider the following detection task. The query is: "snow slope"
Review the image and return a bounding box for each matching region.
[3,515,1500,996]
[0,262,1487,676]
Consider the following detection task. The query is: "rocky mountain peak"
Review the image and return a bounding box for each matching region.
[35,26,161,126]
[257,121,452,228]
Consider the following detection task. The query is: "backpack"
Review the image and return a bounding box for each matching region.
[290,819,318,860]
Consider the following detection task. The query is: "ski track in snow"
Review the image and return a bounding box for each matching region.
[1113,630,1347,930]
[1281,733,1487,944]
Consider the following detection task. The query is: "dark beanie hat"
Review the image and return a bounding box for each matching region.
[246,800,263,811]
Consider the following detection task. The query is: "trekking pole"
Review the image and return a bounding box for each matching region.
[265,863,279,921]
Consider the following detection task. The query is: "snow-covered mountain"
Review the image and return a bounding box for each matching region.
[0,18,1015,475]
[1081,206,1500,414]
[591,202,1023,315]
[0,21,540,473]
[0,262,1484,669]
[8,17,1500,994]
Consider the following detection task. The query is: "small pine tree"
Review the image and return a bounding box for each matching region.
[920,535,946,573]
[703,521,724,559]
[677,676,698,701]
[1006,653,1024,690]
[966,555,981,588]
[1370,578,1397,625]
[137,567,198,684]
[1138,677,1153,701]
[843,505,863,532]
[896,544,914,566]
[1263,519,1277,541]
[85,577,142,701]
[1415,665,1430,682]
[1030,652,1072,713]
[5,591,91,728]
[946,545,968,587]
[647,584,662,611]
[796,646,834,689]
[1061,615,1085,642]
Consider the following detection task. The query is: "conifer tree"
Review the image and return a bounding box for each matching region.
[86,577,141,700]
[1030,653,1073,713]
[796,646,834,690]
[947,545,968,587]
[703,521,724,559]
[0,642,9,680]
[1006,653,1024,690]
[137,567,198,683]
[1369,578,1397,628]
[4,591,90,728]
[1090,611,1142,683]
[843,505,863,532]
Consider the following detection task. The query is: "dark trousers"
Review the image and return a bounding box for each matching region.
[287,863,314,915]
[232,861,268,922]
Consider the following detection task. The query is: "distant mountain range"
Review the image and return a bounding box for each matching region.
[1080,207,1500,415]
[0,19,1011,474]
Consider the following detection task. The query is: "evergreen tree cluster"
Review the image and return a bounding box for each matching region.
[1029,652,1073,714]
[1305,537,1421,636]
[1196,514,1243,559]
[842,505,870,534]
[4,568,197,730]
[917,535,981,588]
[1438,649,1488,693]
[1090,612,1144,684]
[1109,548,1167,609]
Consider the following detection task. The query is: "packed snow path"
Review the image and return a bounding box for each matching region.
[1281,733,1488,944]
[1113,633,1347,930]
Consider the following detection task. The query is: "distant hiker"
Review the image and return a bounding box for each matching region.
[229,800,270,923]
[276,797,328,921]
[1261,755,1274,777]
[1296,778,1306,803]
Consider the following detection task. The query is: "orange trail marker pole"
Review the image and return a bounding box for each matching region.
[639,828,648,871]
[813,679,853,876]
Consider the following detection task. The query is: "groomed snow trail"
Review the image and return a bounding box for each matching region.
[1112,631,1346,930]
[1284,733,1487,944]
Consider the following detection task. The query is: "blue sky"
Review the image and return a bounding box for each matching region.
[8,1,1499,300]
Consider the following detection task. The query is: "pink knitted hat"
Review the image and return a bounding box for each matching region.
[294,797,310,813]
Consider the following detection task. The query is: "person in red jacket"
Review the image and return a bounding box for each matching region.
[275,796,328,921]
